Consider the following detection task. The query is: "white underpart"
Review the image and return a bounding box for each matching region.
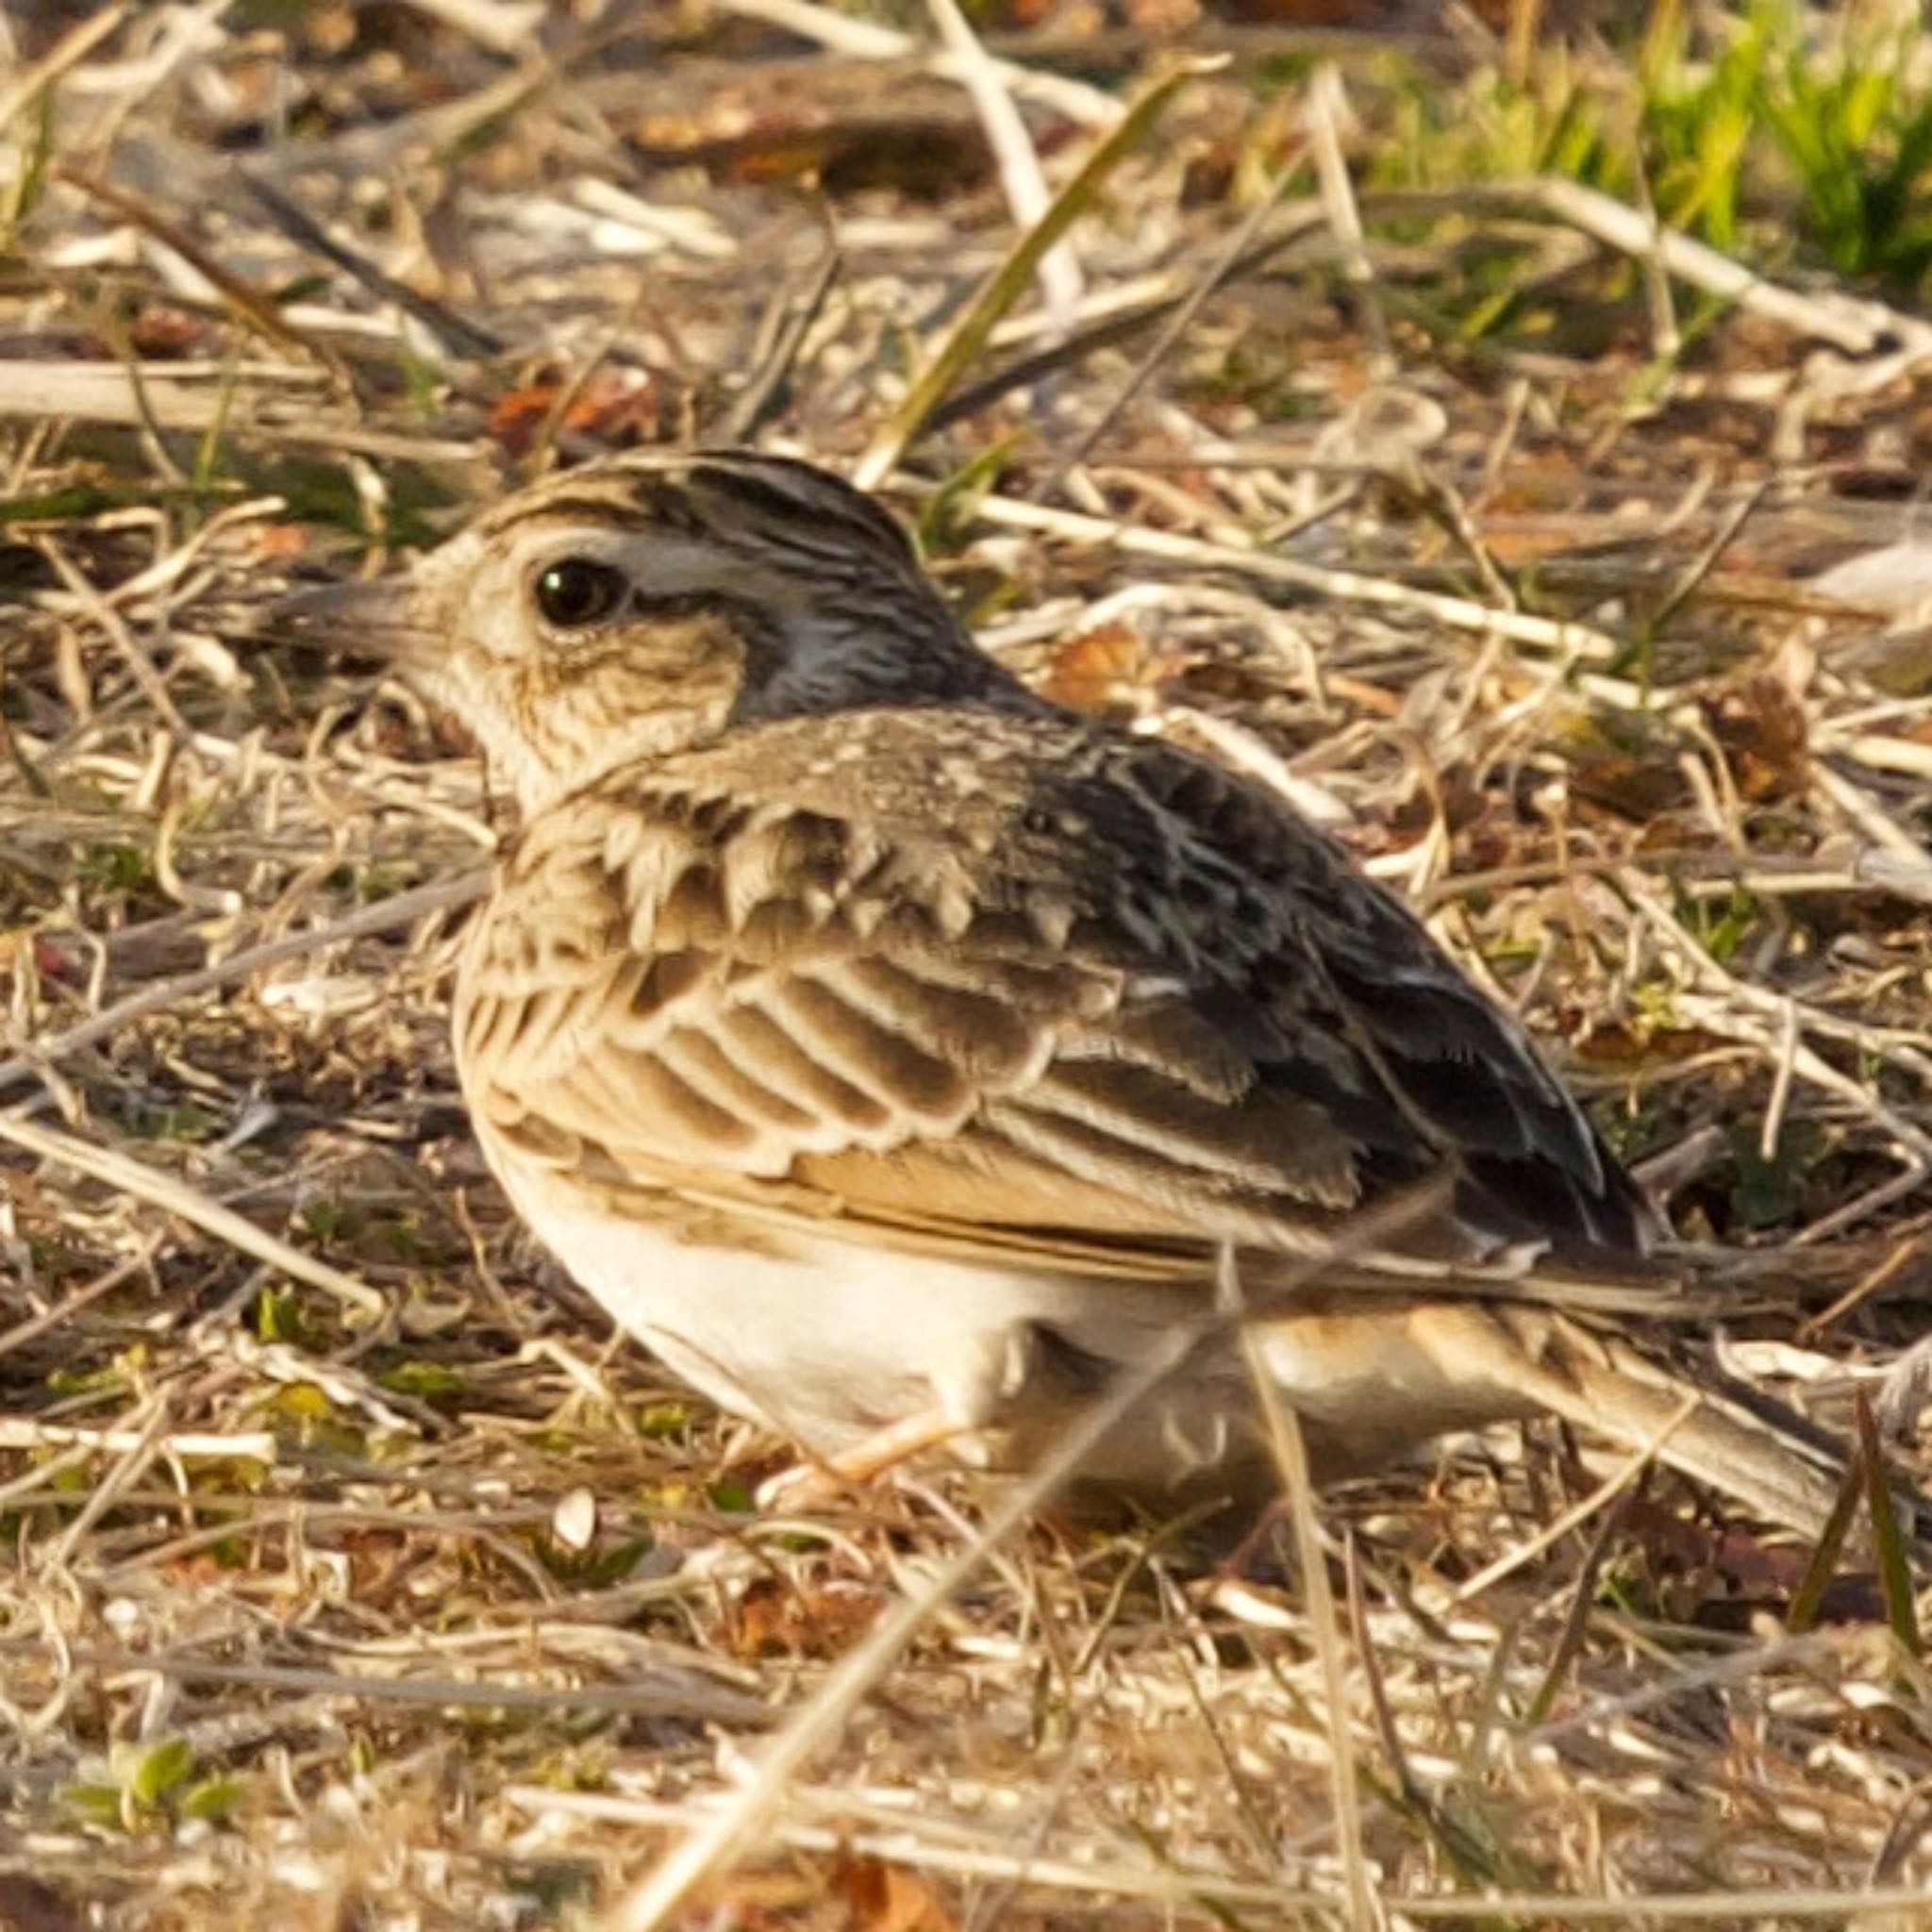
[498,1170,1541,1484]
[496,1163,1259,1477]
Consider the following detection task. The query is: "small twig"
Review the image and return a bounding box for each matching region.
[0,1112,387,1319]
[710,0,1123,127]
[1647,478,1771,636]
[1632,883,1932,1095]
[1515,175,1932,359]
[1058,144,1308,477]
[54,166,356,391]
[0,1416,275,1461]
[14,1647,773,1725]
[236,167,503,359]
[1372,462,1519,612]
[530,1786,1932,1922]
[1521,1497,1631,1728]
[1305,64,1389,375]
[1761,996,1799,1165]
[1798,1236,1928,1344]
[605,1324,1206,1932]
[1811,752,1932,858]
[1792,1164,1932,1250]
[519,1785,1340,1914]
[1526,1627,1845,1751]
[396,0,544,53]
[1627,150,1681,369]
[0,869,488,1097]
[1449,1395,1700,1606]
[0,2,128,137]
[931,208,1327,431]
[32,535,191,738]
[0,1236,161,1359]
[722,244,842,444]
[0,358,476,464]
[43,1392,176,1570]
[602,1186,1445,1932]
[1224,1246,1377,1932]
[972,491,1624,660]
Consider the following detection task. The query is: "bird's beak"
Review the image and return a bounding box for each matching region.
[271,573,437,667]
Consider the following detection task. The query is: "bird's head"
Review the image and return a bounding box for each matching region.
[281,452,1009,814]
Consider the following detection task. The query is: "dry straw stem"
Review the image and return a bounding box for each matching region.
[974,491,1624,659]
[9,1650,776,1728]
[855,55,1224,490]
[1305,62,1390,376]
[0,1417,277,1461]
[924,0,1082,332]
[0,2,130,137]
[1447,1394,1701,1605]
[1224,1247,1378,1932]
[1056,146,1310,475]
[712,0,1123,126]
[0,359,475,462]
[532,1782,1932,1927]
[0,1112,385,1318]
[603,1327,1203,1932]
[237,168,504,361]
[1524,1625,1856,1754]
[1519,175,1932,361]
[400,0,546,56]
[53,167,355,389]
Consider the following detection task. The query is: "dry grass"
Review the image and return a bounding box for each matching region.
[6,5,1932,1927]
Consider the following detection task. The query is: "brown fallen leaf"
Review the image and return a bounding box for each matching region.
[1704,674,1809,802]
[1035,620,1148,715]
[832,1853,960,1932]
[719,1575,885,1660]
[488,368,683,461]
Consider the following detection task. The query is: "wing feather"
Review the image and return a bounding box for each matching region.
[456,705,1650,1276]
[714,1000,895,1132]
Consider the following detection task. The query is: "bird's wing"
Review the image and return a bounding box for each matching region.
[456,706,1651,1292]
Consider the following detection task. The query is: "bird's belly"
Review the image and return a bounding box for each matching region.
[505,1185,1174,1454]
[498,1177,1544,1489]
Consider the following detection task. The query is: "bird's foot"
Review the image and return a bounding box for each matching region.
[756,1407,966,1511]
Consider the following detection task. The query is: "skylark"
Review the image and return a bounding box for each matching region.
[287,450,1849,1531]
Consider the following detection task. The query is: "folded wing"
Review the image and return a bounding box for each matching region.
[456,708,1651,1287]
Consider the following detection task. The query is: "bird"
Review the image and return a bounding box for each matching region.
[280,448,1855,1535]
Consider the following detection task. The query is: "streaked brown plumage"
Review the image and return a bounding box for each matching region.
[286,449,1854,1533]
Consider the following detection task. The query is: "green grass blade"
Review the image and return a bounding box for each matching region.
[1857,1392,1923,1658]
[854,55,1223,490]
[1784,1453,1863,1636]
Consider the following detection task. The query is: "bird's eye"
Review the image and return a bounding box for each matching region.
[533,558,628,628]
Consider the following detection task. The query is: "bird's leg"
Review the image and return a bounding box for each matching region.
[756,1407,968,1509]
[1215,1494,1293,1582]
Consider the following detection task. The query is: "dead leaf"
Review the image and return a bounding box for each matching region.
[625,110,993,201]
[1036,621,1148,714]
[720,1576,884,1660]
[488,368,680,460]
[832,1854,959,1932]
[1704,674,1808,802]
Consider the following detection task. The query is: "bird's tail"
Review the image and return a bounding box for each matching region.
[1260,1295,1906,1549]
[1476,1304,1907,1552]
